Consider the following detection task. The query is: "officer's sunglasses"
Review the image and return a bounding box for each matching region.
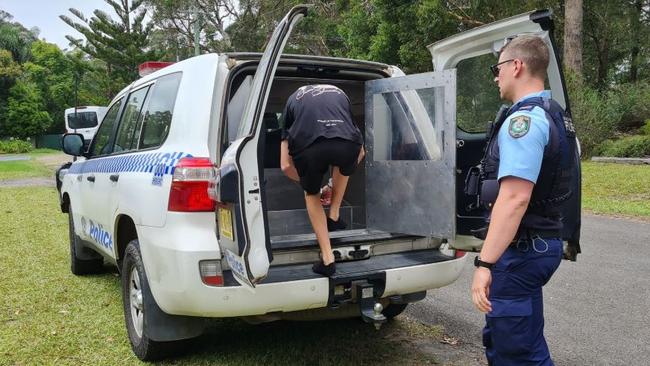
[490,59,515,77]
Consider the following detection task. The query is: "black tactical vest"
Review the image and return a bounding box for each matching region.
[476,96,578,237]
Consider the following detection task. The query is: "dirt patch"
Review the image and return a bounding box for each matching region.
[0,177,55,188]
[398,315,488,365]
[35,153,72,169]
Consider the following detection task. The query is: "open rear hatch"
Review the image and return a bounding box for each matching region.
[213,5,458,290]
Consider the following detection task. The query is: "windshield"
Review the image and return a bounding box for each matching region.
[67,111,99,129]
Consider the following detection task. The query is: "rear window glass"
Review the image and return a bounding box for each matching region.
[67,111,98,129]
[139,73,182,149]
[114,86,150,153]
[456,54,502,133]
[371,89,442,161]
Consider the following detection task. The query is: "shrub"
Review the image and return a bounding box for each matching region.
[568,81,620,157]
[640,120,650,135]
[0,139,33,154]
[567,78,650,157]
[596,135,650,158]
[607,83,650,132]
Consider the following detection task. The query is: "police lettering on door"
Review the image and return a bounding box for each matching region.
[87,218,113,250]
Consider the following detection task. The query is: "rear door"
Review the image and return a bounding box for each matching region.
[365,71,456,241]
[215,5,310,288]
[428,9,581,256]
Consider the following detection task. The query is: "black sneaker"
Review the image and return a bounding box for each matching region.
[327,217,347,231]
[312,261,336,277]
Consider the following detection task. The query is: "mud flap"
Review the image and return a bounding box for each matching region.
[141,276,206,342]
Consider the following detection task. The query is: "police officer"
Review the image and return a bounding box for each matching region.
[280,84,365,277]
[470,35,577,365]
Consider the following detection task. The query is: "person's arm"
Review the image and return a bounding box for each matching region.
[280,139,299,182]
[279,94,299,182]
[357,144,366,164]
[470,109,549,313]
[471,177,534,313]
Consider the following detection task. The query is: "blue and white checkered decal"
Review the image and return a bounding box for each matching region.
[68,151,193,176]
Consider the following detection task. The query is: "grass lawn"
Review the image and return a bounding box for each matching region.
[581,162,650,218]
[0,149,63,181]
[0,186,448,365]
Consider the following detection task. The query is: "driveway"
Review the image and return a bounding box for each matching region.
[407,214,650,365]
[0,155,30,162]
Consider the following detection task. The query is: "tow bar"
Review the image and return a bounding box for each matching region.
[355,282,386,330]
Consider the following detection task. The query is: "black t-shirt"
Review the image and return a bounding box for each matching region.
[281,84,363,155]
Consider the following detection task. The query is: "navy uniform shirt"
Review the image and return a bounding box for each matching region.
[281,84,363,155]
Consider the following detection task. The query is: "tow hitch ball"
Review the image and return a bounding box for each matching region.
[356,282,386,330]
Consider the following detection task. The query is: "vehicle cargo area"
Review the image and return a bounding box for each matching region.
[225,59,426,253]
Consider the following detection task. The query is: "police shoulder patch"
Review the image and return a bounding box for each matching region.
[508,115,531,138]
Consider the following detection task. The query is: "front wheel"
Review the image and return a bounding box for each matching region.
[121,239,183,361]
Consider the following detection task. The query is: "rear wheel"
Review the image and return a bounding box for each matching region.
[68,207,103,275]
[121,239,184,361]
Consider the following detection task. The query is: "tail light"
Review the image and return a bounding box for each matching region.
[199,260,224,286]
[455,250,467,258]
[168,157,216,212]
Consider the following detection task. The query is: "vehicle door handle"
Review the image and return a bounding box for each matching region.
[110,174,119,182]
[86,175,95,182]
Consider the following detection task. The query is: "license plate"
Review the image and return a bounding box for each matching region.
[218,207,234,240]
[225,249,254,289]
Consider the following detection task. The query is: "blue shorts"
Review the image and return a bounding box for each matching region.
[483,237,563,366]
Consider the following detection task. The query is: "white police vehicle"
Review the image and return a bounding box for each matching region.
[59,6,579,360]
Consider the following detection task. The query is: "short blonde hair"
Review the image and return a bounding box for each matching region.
[501,35,549,79]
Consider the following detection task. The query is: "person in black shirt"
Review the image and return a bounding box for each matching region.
[280,84,365,277]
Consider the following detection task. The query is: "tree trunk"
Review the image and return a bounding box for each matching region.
[629,0,642,82]
[597,39,610,88]
[563,0,583,78]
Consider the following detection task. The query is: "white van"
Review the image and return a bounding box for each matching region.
[64,106,108,145]
[59,6,580,361]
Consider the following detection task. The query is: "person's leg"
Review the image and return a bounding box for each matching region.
[294,140,336,274]
[484,239,562,365]
[304,192,335,265]
[328,166,349,222]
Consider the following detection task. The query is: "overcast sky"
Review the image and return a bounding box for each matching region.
[1,0,125,50]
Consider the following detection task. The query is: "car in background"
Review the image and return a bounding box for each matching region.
[65,106,108,147]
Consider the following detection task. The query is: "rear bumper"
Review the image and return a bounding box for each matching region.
[140,225,467,317]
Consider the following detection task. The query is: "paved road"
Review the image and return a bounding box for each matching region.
[407,214,650,366]
[0,154,30,162]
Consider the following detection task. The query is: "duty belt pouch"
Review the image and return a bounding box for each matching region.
[464,166,480,196]
[480,179,499,206]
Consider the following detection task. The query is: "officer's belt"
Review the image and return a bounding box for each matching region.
[510,229,561,245]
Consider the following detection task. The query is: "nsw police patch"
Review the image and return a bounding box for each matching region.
[508,115,531,138]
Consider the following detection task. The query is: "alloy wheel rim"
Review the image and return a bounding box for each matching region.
[129,267,144,339]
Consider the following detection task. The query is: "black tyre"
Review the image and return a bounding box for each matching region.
[383,303,408,320]
[121,239,184,361]
[68,207,103,275]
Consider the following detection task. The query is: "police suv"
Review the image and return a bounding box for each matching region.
[59,6,580,360]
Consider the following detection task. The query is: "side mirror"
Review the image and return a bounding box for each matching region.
[62,133,85,156]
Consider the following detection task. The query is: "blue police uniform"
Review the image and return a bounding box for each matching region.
[480,90,570,365]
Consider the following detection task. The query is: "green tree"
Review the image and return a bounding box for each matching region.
[60,0,160,94]
[2,79,52,139]
[0,10,38,63]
